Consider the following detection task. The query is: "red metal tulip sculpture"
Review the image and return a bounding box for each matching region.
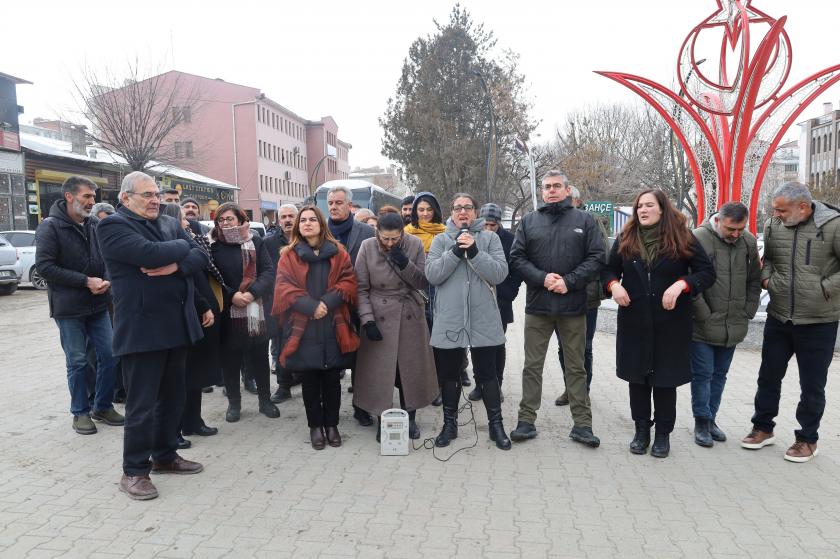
[598,0,840,232]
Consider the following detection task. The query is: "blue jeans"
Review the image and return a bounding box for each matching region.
[55,310,118,416]
[690,341,736,420]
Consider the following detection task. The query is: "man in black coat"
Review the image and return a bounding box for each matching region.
[267,204,298,403]
[98,171,208,501]
[509,170,605,447]
[326,185,375,425]
[468,203,522,402]
[35,176,124,436]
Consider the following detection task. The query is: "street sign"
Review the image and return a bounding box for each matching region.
[584,201,614,235]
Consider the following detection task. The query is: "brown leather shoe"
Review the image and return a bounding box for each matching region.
[784,440,819,463]
[310,427,326,450]
[741,428,775,450]
[119,474,158,500]
[151,454,204,475]
[325,426,342,447]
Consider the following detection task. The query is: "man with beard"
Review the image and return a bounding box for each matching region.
[35,176,123,435]
[689,202,761,448]
[401,195,415,225]
[267,203,299,403]
[326,186,375,425]
[180,198,210,235]
[742,182,840,463]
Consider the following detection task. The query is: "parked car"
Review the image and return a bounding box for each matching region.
[0,233,22,295]
[0,230,47,290]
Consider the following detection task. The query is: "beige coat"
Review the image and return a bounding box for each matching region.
[353,234,439,415]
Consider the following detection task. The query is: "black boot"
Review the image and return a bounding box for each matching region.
[435,381,460,447]
[225,398,241,423]
[629,420,652,454]
[460,370,471,387]
[481,379,511,450]
[258,398,280,418]
[408,410,420,440]
[694,418,713,448]
[651,429,670,458]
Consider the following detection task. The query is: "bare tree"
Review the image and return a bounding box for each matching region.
[73,60,200,171]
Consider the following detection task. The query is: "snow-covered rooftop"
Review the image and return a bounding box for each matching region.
[21,133,237,190]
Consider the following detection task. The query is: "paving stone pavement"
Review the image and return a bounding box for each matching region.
[2,288,840,558]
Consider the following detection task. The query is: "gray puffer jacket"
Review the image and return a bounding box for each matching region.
[762,201,840,325]
[425,218,508,348]
[692,219,762,347]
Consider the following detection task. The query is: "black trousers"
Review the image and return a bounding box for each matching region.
[435,346,498,385]
[220,341,271,400]
[301,369,342,427]
[180,389,203,432]
[752,316,838,443]
[122,347,187,476]
[472,323,507,385]
[628,382,677,434]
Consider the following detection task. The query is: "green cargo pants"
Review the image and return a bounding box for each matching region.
[518,313,592,427]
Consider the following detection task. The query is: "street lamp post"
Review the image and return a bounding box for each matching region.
[308,153,334,196]
[471,70,497,202]
[514,137,538,211]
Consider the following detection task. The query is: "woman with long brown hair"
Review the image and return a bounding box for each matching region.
[272,206,359,450]
[602,190,715,458]
[210,203,280,423]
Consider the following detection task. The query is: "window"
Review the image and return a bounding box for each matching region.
[173,141,193,159]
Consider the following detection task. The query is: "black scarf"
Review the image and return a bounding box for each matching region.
[328,217,353,248]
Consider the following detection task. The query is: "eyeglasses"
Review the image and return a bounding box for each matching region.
[127,191,161,200]
[218,216,238,224]
[378,234,402,243]
[541,183,565,191]
[452,205,475,213]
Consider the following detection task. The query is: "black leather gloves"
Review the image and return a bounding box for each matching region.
[363,321,383,341]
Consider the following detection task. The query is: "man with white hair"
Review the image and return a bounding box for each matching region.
[742,182,840,463]
[326,185,375,425]
[98,171,209,499]
[266,203,299,403]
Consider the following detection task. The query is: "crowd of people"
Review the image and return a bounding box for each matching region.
[33,170,840,501]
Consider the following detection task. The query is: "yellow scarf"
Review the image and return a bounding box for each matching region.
[405,221,446,253]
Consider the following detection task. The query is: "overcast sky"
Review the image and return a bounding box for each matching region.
[7,0,840,170]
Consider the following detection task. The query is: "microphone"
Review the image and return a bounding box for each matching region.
[458,226,470,257]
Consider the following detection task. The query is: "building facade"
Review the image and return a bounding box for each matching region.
[349,165,407,195]
[799,102,840,189]
[20,128,236,225]
[0,72,31,230]
[105,71,351,224]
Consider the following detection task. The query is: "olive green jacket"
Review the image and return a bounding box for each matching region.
[691,220,762,347]
[762,201,840,325]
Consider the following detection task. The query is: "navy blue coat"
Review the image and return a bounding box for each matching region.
[494,225,522,325]
[98,206,209,356]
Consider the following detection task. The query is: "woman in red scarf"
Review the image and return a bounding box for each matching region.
[210,203,280,423]
[273,206,359,450]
